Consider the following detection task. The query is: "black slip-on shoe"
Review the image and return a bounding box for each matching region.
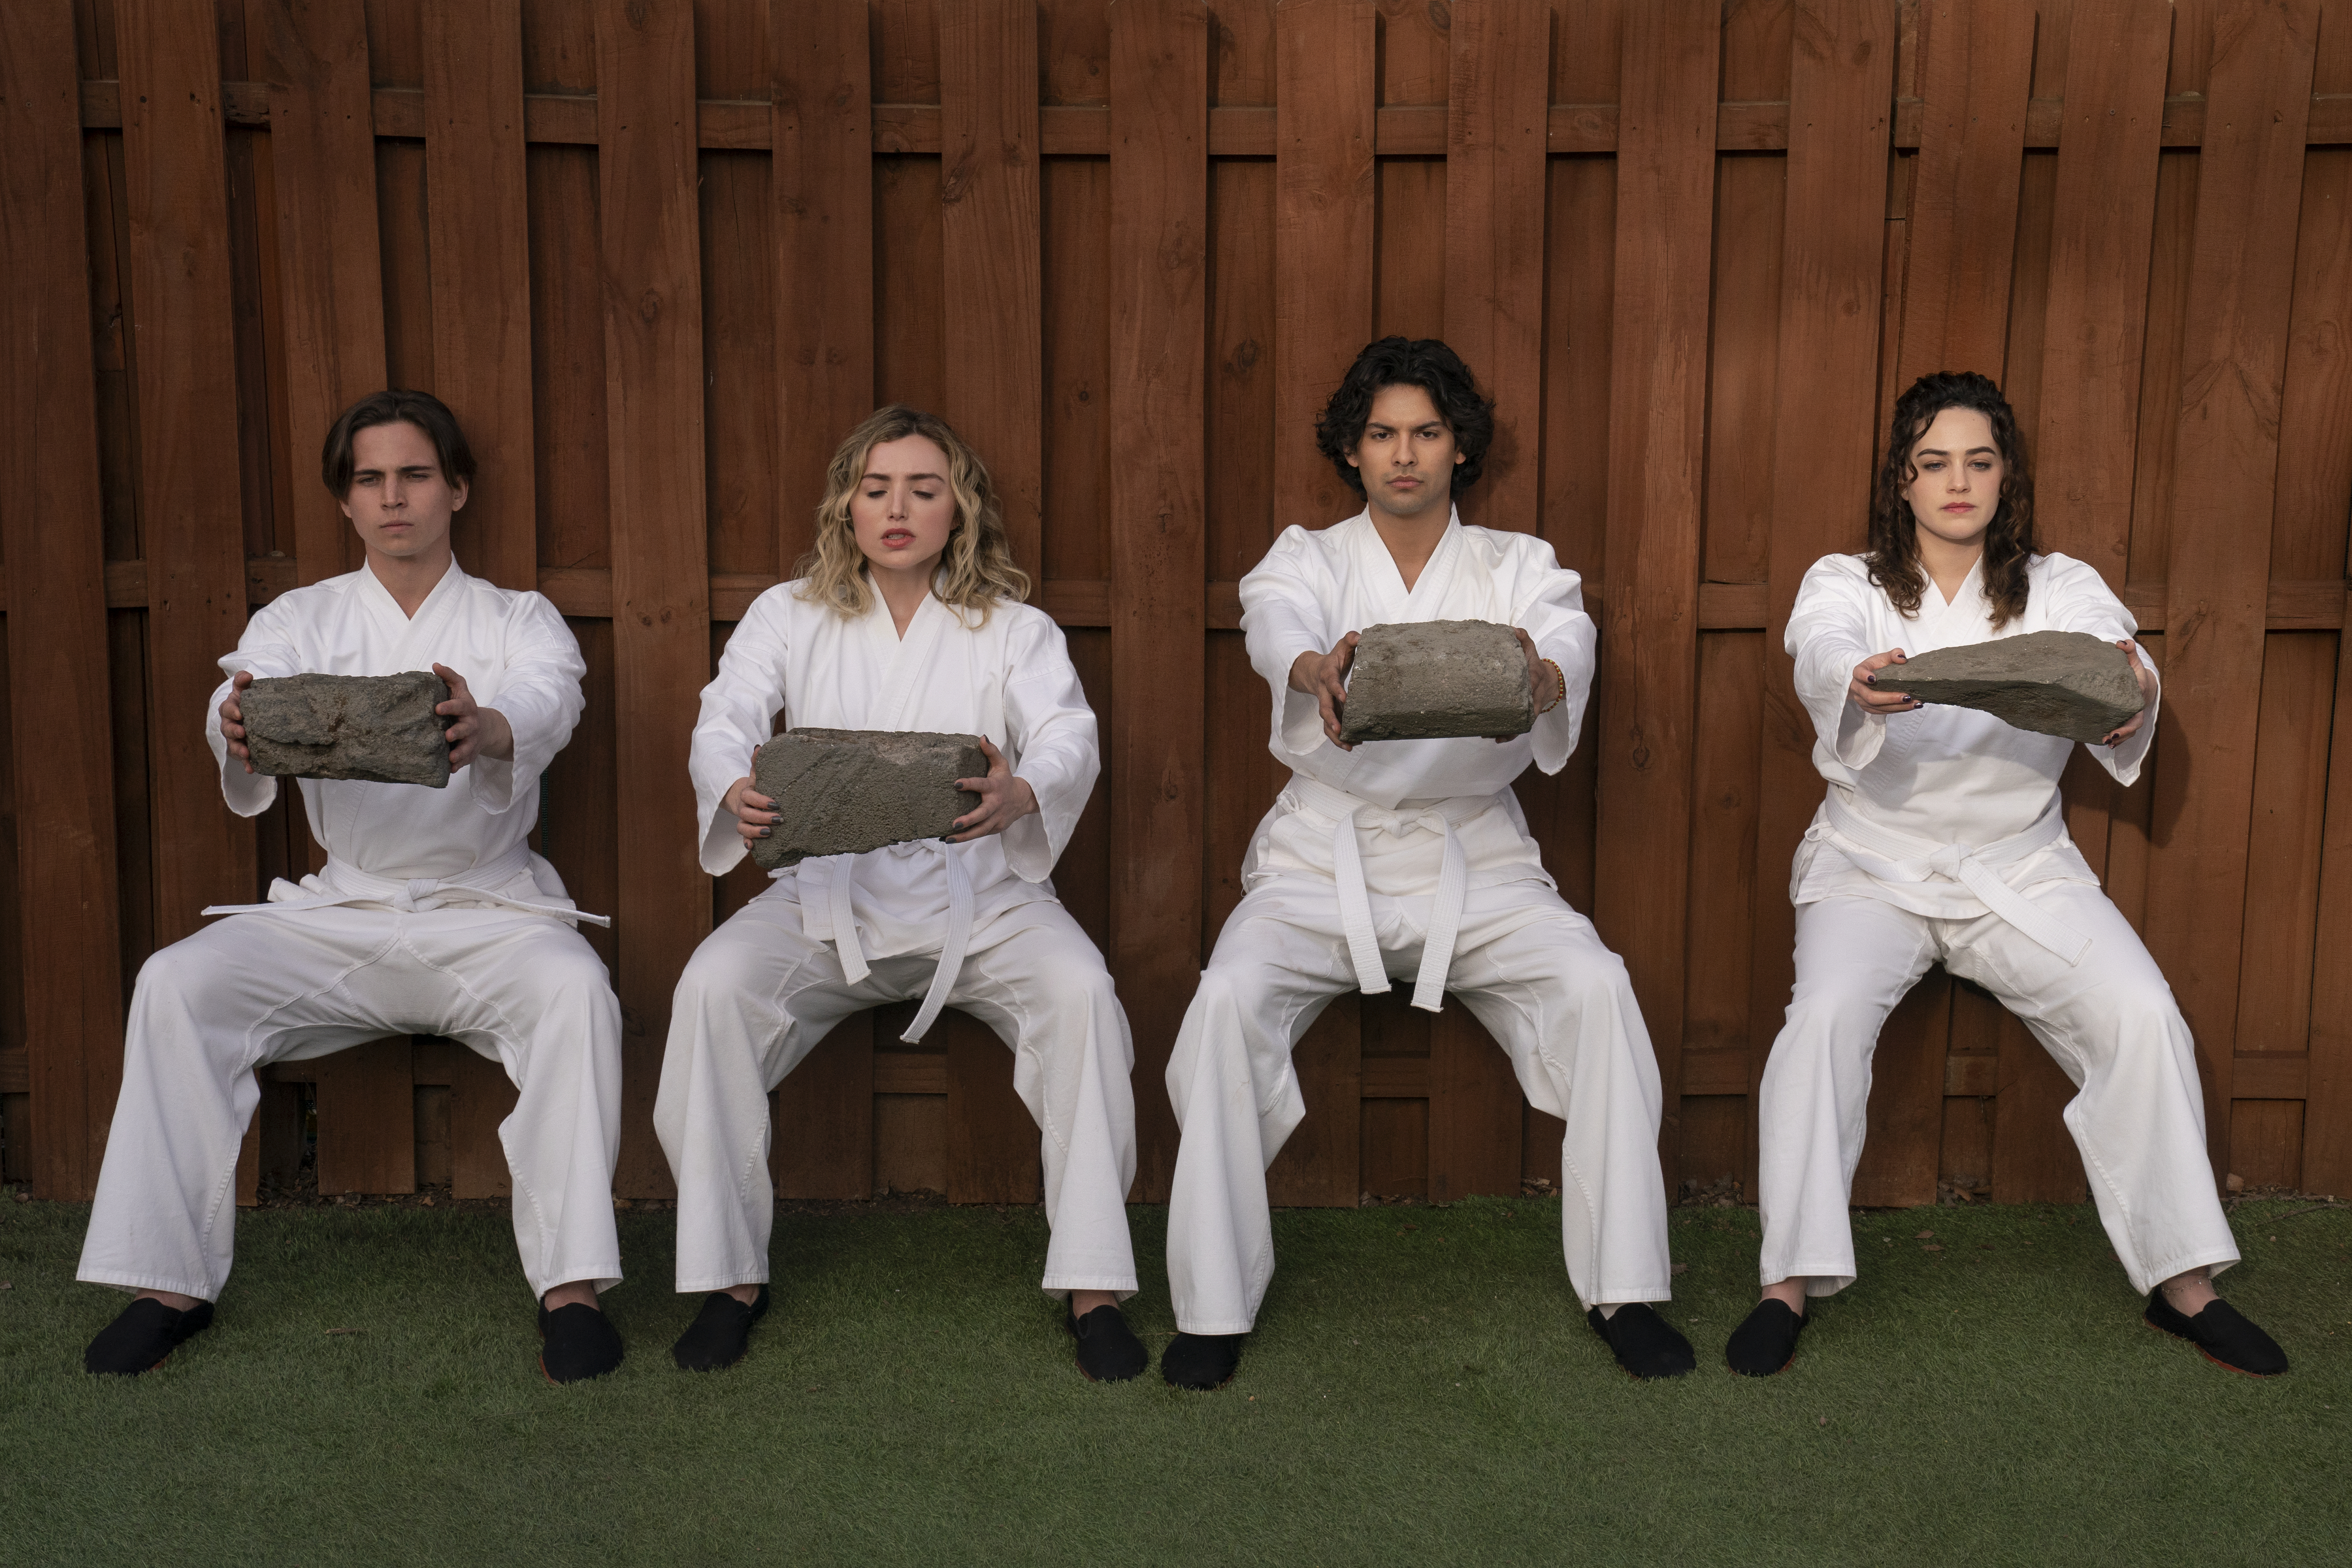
[1587,1303,1696,1380]
[1161,1331,1244,1390]
[672,1286,770,1373]
[2145,1290,2288,1377]
[1725,1299,1806,1377]
[1066,1303,1147,1382]
[540,1302,625,1384]
[84,1297,215,1376]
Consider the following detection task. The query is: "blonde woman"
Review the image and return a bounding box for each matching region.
[653,406,1144,1379]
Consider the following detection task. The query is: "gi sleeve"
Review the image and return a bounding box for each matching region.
[1239,526,1339,757]
[1786,556,1889,772]
[2042,555,2160,784]
[692,588,793,875]
[1506,536,1597,775]
[466,592,587,816]
[207,596,309,818]
[999,611,1101,882]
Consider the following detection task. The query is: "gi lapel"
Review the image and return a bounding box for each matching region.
[383,559,470,675]
[1399,510,1464,621]
[874,591,948,731]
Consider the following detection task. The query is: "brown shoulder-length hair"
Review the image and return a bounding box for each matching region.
[1867,371,2038,629]
[794,405,1031,625]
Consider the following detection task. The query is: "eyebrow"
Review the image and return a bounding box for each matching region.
[1914,446,1997,458]
[862,471,947,483]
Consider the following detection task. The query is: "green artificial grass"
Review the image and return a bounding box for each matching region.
[3,1188,2348,1567]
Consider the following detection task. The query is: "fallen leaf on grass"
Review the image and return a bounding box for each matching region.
[325,1327,363,1336]
[1817,1416,1828,1428]
[1915,1230,1935,1239]
[0,1281,10,1290]
[1922,1244,1943,1253]
[1671,1263,1689,1275]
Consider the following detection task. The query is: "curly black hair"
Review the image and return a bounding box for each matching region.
[1867,370,2039,629]
[1313,336,1496,497]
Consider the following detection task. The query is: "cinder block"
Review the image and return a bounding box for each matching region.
[1872,629,2144,742]
[1338,619,1533,744]
[241,672,451,787]
[751,728,988,869]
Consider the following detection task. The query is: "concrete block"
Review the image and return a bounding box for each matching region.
[1872,629,2145,742]
[1337,619,1533,745]
[242,672,451,787]
[751,728,988,870]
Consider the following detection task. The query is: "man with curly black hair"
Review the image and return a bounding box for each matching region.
[1158,338,1691,1390]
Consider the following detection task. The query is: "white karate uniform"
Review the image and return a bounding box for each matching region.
[1164,508,1674,1334]
[78,561,626,1303]
[1758,551,2240,1296]
[655,583,1137,1298]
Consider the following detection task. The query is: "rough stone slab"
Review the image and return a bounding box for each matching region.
[751,728,988,870]
[242,672,451,787]
[1337,619,1534,745]
[1871,629,2145,742]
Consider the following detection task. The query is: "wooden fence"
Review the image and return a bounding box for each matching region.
[2,0,2347,1215]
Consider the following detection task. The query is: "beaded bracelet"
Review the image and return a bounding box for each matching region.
[1538,657,1565,714]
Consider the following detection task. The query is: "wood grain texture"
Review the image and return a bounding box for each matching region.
[424,0,538,592]
[1849,972,1949,1206]
[1745,0,1897,1191]
[1443,0,1550,534]
[1107,0,1208,1202]
[115,0,260,951]
[0,0,129,1201]
[449,1043,518,1199]
[945,1010,1043,1203]
[598,0,712,1198]
[2306,594,2352,1195]
[2145,0,2319,1181]
[939,0,1044,578]
[256,0,387,587]
[1273,0,1376,530]
[314,1036,417,1195]
[773,1013,875,1200]
[1896,0,2034,389]
[1426,1000,1522,1201]
[771,0,874,574]
[1593,0,1718,1194]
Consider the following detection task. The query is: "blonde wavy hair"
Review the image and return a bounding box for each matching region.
[794,405,1030,625]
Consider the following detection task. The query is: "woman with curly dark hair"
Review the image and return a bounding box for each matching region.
[1727,372,2284,1380]
[1158,337,1694,1392]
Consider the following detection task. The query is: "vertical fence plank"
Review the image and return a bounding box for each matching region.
[772,0,874,572]
[1107,0,1207,1201]
[774,1015,874,1200]
[314,1037,417,1194]
[2308,591,2352,1196]
[1593,0,1718,1198]
[939,0,1044,577]
[598,0,713,1198]
[1426,1004,1522,1201]
[1443,0,1550,533]
[1746,0,1897,1191]
[450,1045,519,1199]
[257,0,387,587]
[0,1,128,1201]
[2146,0,2319,1182]
[946,1013,1044,1202]
[1895,0,2034,388]
[425,0,538,593]
[116,0,259,956]
[1264,0,1376,1208]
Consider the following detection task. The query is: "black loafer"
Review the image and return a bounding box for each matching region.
[1587,1303,1696,1380]
[85,1297,216,1376]
[539,1301,625,1384]
[1161,1330,1244,1390]
[2145,1290,2288,1377]
[1067,1303,1147,1382]
[672,1286,770,1373]
[1725,1299,1806,1377]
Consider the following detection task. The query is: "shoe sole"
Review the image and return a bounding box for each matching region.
[2144,1316,2281,1379]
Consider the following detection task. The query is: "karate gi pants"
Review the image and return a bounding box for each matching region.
[1757,883,2241,1296]
[1165,877,1674,1335]
[79,905,626,1302]
[657,889,1138,1296]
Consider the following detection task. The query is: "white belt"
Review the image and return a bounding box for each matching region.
[201,842,610,928]
[1815,792,2087,964]
[800,843,973,1044]
[1287,777,1492,1013]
